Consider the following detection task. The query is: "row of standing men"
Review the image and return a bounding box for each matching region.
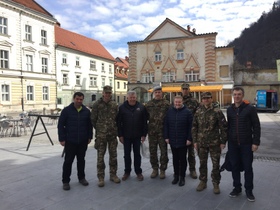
[57,83,260,203]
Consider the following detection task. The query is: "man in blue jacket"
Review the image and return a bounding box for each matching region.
[227,86,260,202]
[58,92,93,190]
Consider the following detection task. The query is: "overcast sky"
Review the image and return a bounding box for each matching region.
[37,0,276,59]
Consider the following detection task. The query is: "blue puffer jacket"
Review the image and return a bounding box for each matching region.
[58,103,93,144]
[164,105,193,148]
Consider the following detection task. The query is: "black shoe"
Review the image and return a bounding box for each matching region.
[63,183,70,191]
[246,190,255,202]
[178,177,185,187]
[229,188,242,197]
[172,175,179,185]
[79,178,89,186]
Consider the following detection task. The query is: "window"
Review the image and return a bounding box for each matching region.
[117,81,120,89]
[76,57,80,66]
[27,85,34,101]
[57,98,62,104]
[109,65,112,74]
[102,78,105,87]
[0,17,8,35]
[124,82,127,89]
[42,57,48,73]
[117,96,120,103]
[142,73,155,83]
[162,71,176,82]
[93,77,97,86]
[76,75,80,85]
[109,78,112,87]
[0,50,9,68]
[42,86,49,100]
[26,55,33,71]
[123,96,126,101]
[62,73,68,85]
[90,77,94,86]
[155,52,161,62]
[25,25,32,41]
[41,30,47,45]
[90,60,96,69]
[102,63,104,71]
[185,71,199,82]
[62,54,67,64]
[1,84,10,101]
[177,49,184,60]
[219,65,230,78]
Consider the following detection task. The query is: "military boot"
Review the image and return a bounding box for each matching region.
[150,169,158,178]
[196,181,207,191]
[159,170,165,179]
[98,179,105,187]
[110,175,121,183]
[213,183,220,194]
[190,170,198,179]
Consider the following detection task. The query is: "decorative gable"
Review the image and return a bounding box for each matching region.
[144,18,194,41]
[140,59,155,73]
[184,54,200,72]
[162,57,176,73]
[0,40,13,48]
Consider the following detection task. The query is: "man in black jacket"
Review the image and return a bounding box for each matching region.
[117,91,148,181]
[227,86,261,202]
[58,92,93,190]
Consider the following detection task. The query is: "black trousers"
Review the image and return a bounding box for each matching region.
[123,137,142,175]
[62,141,88,183]
[171,146,188,178]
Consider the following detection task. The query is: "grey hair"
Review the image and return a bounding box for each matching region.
[127,90,137,96]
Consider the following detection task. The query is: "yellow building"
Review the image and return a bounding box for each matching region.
[127,18,234,106]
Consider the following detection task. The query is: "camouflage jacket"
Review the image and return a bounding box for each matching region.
[145,98,170,136]
[192,104,227,147]
[182,95,200,115]
[91,98,118,137]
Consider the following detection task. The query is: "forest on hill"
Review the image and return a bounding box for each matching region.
[227,1,280,69]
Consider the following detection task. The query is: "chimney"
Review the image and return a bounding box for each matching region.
[125,56,129,63]
[187,25,190,31]
[192,28,196,34]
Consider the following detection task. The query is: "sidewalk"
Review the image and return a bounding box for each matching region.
[1,122,280,210]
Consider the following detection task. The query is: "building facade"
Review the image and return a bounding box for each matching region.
[114,57,128,105]
[127,18,234,106]
[55,26,115,109]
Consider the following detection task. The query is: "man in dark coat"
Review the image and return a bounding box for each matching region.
[58,92,93,190]
[227,86,261,202]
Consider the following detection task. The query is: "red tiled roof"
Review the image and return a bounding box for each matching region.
[119,58,129,67]
[55,26,115,61]
[11,0,54,17]
[114,57,128,79]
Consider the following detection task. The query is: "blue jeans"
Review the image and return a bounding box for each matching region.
[123,138,142,175]
[228,142,254,191]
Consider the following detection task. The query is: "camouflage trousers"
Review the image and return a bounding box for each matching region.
[197,146,221,184]
[149,135,169,171]
[95,136,118,179]
[187,144,196,171]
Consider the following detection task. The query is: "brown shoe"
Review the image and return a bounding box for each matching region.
[150,169,158,178]
[110,175,121,183]
[190,170,198,179]
[122,173,130,181]
[159,170,166,179]
[213,183,220,194]
[98,179,104,187]
[196,181,207,191]
[137,173,144,181]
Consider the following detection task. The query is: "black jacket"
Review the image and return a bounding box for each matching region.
[58,103,93,144]
[164,105,193,148]
[227,101,261,146]
[117,101,148,139]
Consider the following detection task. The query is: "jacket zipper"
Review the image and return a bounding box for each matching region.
[236,107,240,145]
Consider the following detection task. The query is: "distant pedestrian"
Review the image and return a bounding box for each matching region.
[164,95,193,186]
[146,86,170,179]
[227,86,261,202]
[192,92,227,194]
[58,92,93,191]
[91,85,121,187]
[181,82,199,179]
[117,91,148,181]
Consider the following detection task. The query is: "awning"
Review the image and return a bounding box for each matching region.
[148,85,223,93]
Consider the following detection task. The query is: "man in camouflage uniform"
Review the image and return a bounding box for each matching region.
[146,86,170,179]
[91,85,120,187]
[181,83,199,179]
[192,92,227,194]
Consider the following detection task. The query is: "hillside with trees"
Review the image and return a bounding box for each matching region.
[227,1,280,69]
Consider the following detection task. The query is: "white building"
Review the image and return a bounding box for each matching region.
[0,0,57,113]
[55,26,115,108]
